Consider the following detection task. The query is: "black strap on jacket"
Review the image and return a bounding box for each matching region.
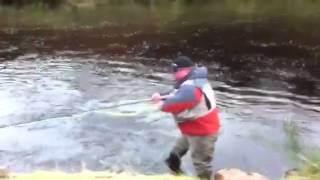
[203,92,211,110]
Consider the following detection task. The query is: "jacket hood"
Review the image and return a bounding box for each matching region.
[189,67,208,79]
[174,66,208,89]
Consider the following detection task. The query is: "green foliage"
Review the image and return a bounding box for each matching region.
[283,118,301,162]
[1,0,320,28]
[0,0,65,8]
[282,118,320,180]
[297,150,320,179]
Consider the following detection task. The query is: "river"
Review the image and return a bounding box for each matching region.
[0,1,319,179]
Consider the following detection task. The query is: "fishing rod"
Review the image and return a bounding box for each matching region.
[100,98,152,109]
[0,98,153,129]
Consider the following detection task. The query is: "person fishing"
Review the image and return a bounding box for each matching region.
[151,56,220,179]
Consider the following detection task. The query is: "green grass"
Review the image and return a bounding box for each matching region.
[283,118,320,180]
[1,0,320,28]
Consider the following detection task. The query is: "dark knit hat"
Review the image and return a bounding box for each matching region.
[171,56,193,72]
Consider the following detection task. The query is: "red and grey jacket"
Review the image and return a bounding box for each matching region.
[161,67,220,136]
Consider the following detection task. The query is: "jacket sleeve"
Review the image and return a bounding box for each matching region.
[160,89,177,96]
[161,85,202,113]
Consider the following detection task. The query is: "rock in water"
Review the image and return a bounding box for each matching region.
[215,168,269,180]
[284,168,300,178]
[0,168,9,178]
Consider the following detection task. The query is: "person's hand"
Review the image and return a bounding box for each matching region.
[151,92,163,103]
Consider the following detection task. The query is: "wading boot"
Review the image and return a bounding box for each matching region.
[165,152,183,175]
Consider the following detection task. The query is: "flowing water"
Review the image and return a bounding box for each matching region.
[0,1,320,179]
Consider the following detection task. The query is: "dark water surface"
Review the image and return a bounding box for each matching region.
[0,1,320,179]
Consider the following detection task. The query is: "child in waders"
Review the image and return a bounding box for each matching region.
[151,56,220,180]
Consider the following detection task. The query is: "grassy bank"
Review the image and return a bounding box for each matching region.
[283,119,320,180]
[286,151,320,180]
[1,0,320,28]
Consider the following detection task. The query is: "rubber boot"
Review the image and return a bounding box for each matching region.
[165,152,183,175]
